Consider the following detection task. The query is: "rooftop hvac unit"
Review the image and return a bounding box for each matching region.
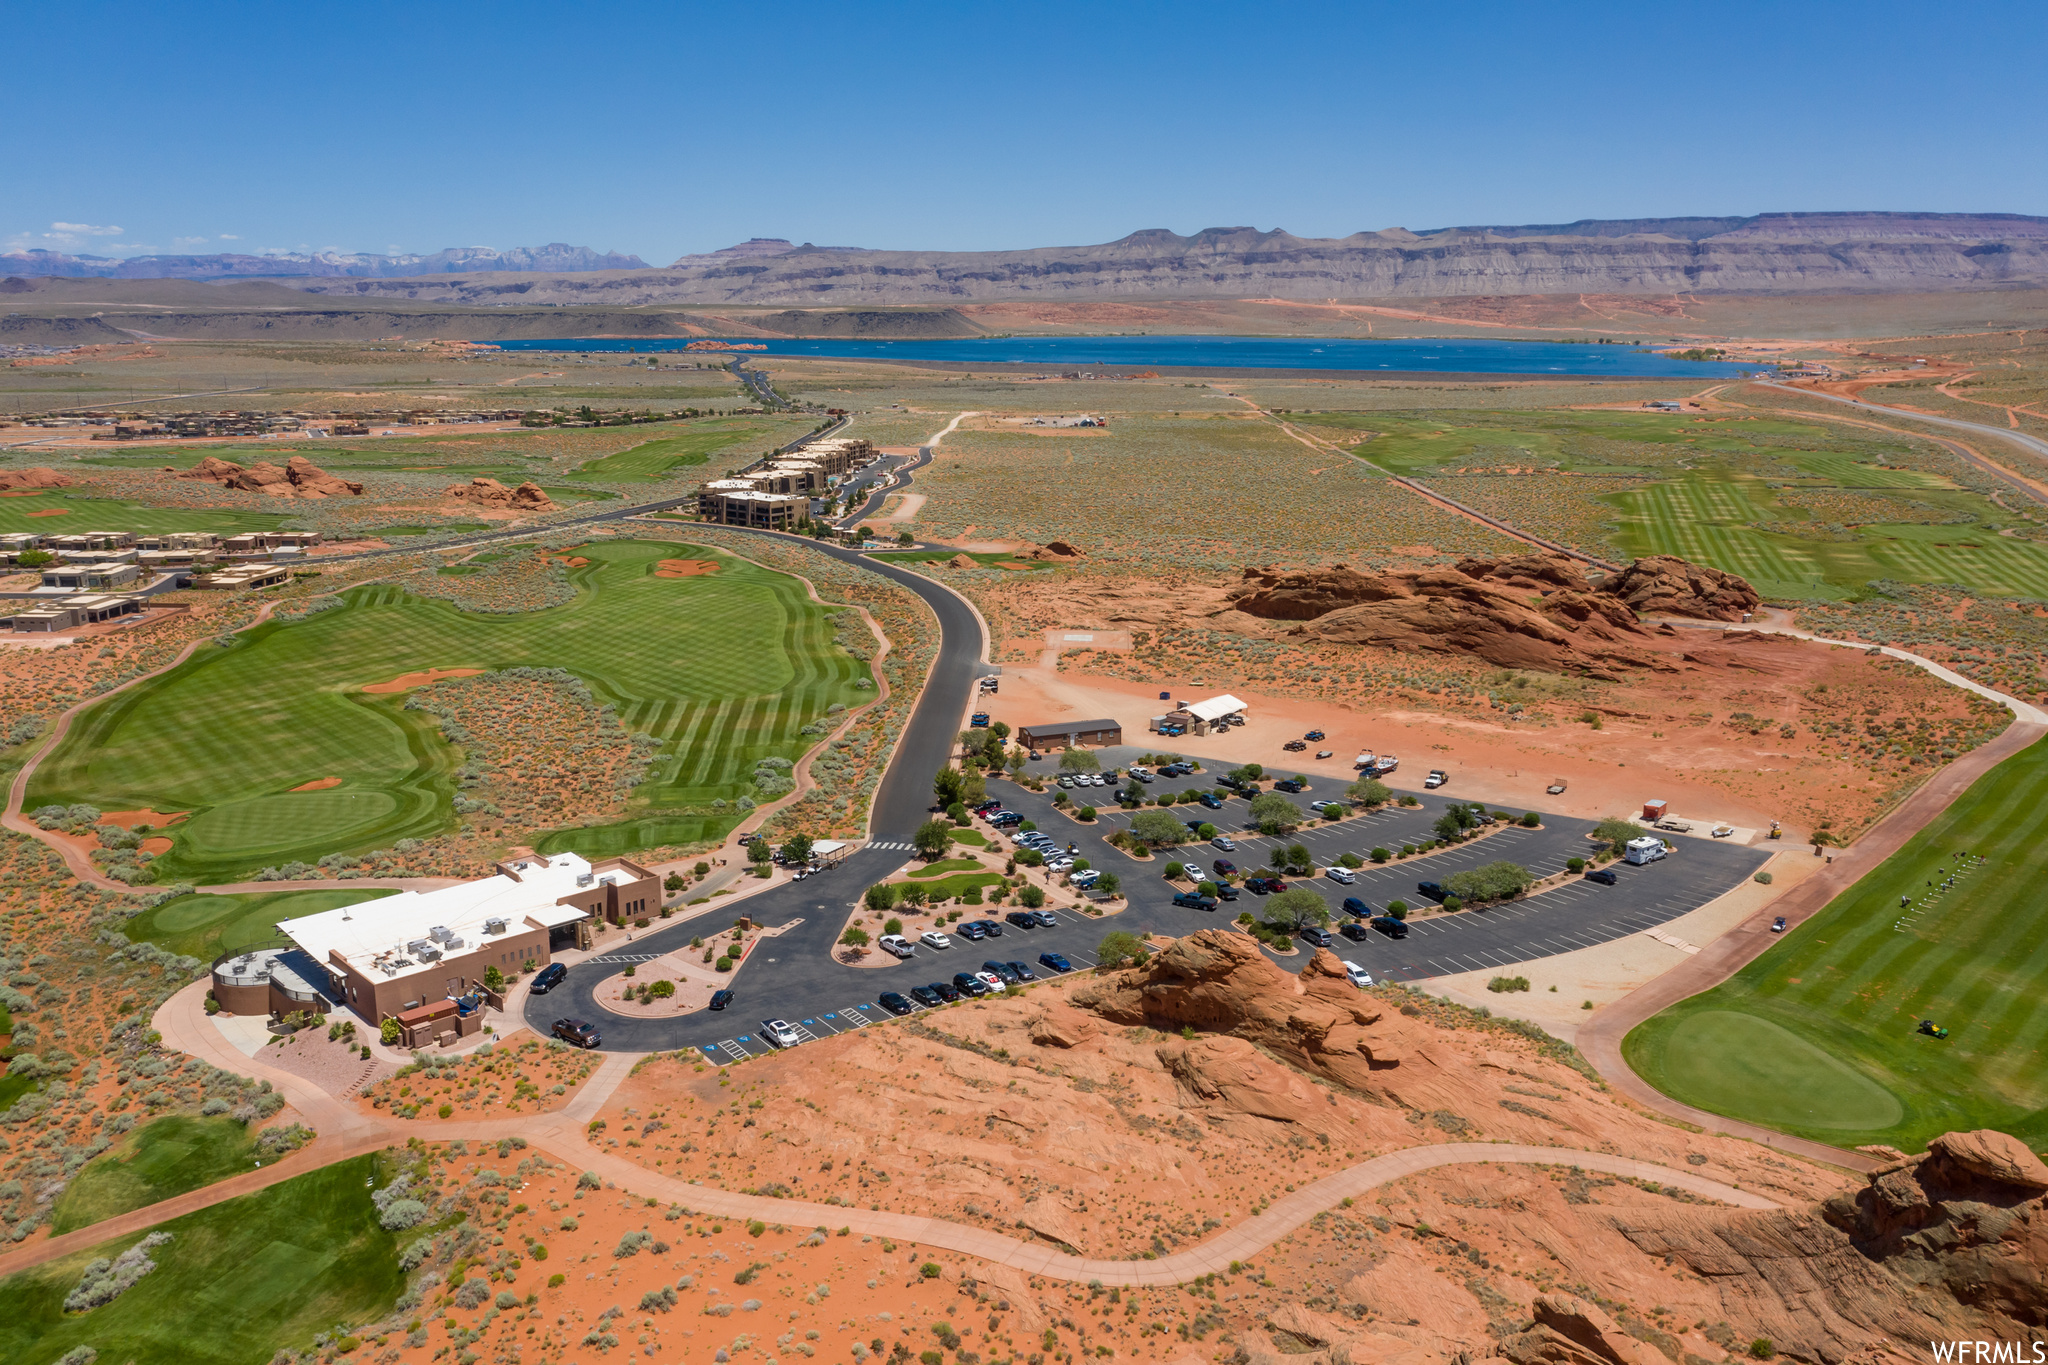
[417,946,443,961]
[429,925,454,942]
[407,939,431,956]
[443,936,464,950]
[576,873,594,887]
[483,917,508,935]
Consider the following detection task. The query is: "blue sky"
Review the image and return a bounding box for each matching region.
[11,0,2045,263]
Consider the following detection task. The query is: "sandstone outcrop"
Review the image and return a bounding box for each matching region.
[1602,554,1761,621]
[1504,1296,1671,1365]
[1230,559,1666,679]
[1225,552,1760,678]
[1018,541,1084,561]
[176,454,364,497]
[445,476,555,510]
[0,466,73,490]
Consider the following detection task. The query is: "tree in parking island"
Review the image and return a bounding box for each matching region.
[1129,809,1189,847]
[1262,887,1333,932]
[1058,749,1101,773]
[1444,860,1537,905]
[912,820,955,860]
[780,833,814,864]
[1346,777,1391,807]
[1592,817,1645,855]
[1248,791,1304,835]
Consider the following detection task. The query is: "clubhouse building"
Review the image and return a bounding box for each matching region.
[218,850,659,1045]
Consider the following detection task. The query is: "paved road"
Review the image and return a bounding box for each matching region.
[837,444,933,526]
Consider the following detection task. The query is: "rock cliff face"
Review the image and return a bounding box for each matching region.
[275,214,2048,306]
[1602,555,1762,622]
[444,477,555,510]
[175,454,363,497]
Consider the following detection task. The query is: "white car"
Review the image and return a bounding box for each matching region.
[1324,867,1356,885]
[1046,857,1074,872]
[879,934,916,959]
[1342,962,1374,988]
[762,1019,801,1048]
[920,930,953,950]
[973,970,1007,994]
[1069,869,1100,887]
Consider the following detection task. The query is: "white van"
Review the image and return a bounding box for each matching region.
[1623,837,1668,866]
[1342,961,1374,988]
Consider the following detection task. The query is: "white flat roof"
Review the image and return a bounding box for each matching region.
[277,851,604,984]
[1185,693,1248,721]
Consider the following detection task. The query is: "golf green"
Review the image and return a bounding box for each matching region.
[127,888,398,961]
[1625,732,2048,1150]
[29,538,870,881]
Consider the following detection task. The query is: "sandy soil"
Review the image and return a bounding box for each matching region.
[98,807,188,829]
[654,558,720,578]
[361,666,485,694]
[877,493,926,522]
[290,776,343,791]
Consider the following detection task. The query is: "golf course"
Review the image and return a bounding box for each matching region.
[27,538,872,883]
[1624,732,2048,1150]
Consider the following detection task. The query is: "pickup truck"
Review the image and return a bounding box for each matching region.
[1171,891,1218,911]
[878,934,917,959]
[1424,770,1448,789]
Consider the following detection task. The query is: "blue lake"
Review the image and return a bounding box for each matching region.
[490,334,1764,379]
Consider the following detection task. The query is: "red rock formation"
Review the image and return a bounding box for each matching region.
[1230,561,1668,679]
[0,467,73,490]
[1602,554,1761,621]
[174,454,363,497]
[445,477,556,510]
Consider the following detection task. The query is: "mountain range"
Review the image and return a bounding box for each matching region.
[0,242,646,281]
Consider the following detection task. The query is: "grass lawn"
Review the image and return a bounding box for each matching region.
[51,1116,258,1234]
[0,493,291,538]
[564,420,805,482]
[0,1154,404,1365]
[1624,733,2048,1150]
[949,828,988,847]
[907,857,984,878]
[29,539,872,881]
[125,888,397,961]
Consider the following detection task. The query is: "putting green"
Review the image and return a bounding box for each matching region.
[1649,1010,1903,1130]
[30,538,870,881]
[177,790,403,864]
[132,887,397,960]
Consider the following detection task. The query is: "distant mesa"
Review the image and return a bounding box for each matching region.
[0,241,648,281]
[444,476,555,510]
[176,454,363,497]
[0,467,73,491]
[1226,551,1759,679]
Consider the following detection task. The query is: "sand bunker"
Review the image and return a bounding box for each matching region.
[24,508,67,518]
[139,837,173,856]
[361,667,483,694]
[290,776,343,792]
[653,559,718,578]
[99,808,188,830]
[0,490,50,499]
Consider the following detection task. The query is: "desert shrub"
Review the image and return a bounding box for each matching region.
[1487,976,1532,993]
[64,1232,171,1311]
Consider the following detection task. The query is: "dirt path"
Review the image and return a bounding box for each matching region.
[1,984,1784,1283]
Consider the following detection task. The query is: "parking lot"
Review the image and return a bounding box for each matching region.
[527,738,1769,1059]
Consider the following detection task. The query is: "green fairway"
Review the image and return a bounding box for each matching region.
[564,420,802,482]
[126,887,397,961]
[0,1155,404,1365]
[29,539,871,880]
[0,494,290,538]
[1624,733,2048,1150]
[51,1116,257,1234]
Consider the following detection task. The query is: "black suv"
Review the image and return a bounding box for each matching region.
[1417,880,1447,901]
[1339,921,1371,942]
[553,1018,601,1048]
[530,963,567,995]
[1585,868,1618,886]
[1275,779,1304,793]
[1370,916,1409,940]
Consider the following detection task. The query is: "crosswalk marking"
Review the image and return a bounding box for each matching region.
[868,839,916,851]
[586,953,663,965]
